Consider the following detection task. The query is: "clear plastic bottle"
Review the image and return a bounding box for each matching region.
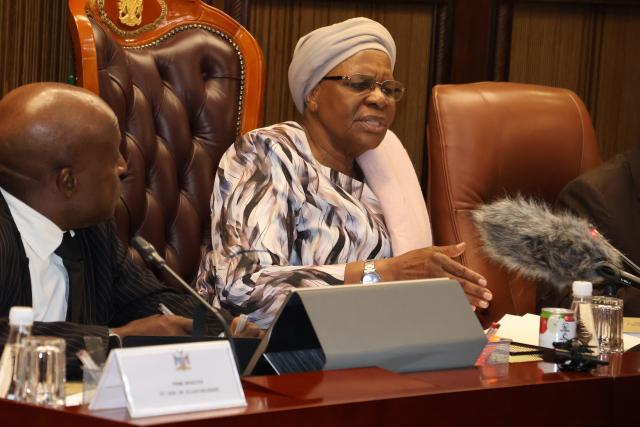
[570,281,599,355]
[0,306,34,399]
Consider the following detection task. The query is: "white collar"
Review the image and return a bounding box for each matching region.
[0,187,66,260]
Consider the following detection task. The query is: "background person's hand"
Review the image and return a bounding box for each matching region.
[231,315,265,338]
[111,314,193,338]
[375,243,492,310]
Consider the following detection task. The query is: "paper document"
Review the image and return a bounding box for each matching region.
[623,317,640,337]
[493,314,539,346]
[496,313,640,351]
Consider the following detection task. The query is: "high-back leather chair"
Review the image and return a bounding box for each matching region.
[427,82,601,327]
[68,0,263,286]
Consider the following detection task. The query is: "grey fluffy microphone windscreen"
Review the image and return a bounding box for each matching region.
[472,196,621,286]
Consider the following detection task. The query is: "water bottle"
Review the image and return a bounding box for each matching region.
[0,306,34,399]
[570,281,599,354]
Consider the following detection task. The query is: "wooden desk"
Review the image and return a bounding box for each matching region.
[3,353,639,426]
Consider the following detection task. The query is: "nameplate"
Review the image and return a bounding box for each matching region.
[89,341,246,418]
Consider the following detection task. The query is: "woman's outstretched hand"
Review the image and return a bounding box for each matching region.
[346,242,491,310]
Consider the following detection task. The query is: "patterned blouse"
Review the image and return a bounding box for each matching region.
[196,121,392,328]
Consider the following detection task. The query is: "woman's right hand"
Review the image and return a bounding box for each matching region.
[373,243,492,310]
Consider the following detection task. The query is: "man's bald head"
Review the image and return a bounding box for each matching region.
[0,83,126,229]
[0,83,119,188]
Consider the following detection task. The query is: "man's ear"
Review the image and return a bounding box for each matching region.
[56,167,77,197]
[305,86,320,113]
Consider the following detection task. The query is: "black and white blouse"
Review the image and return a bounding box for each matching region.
[196,122,392,328]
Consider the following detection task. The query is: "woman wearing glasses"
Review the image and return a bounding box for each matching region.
[196,18,492,329]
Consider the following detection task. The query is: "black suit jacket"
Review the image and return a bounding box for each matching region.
[553,147,640,315]
[0,193,222,378]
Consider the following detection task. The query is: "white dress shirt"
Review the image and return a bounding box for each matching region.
[1,187,69,321]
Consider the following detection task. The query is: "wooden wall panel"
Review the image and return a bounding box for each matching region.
[507,1,640,159]
[0,0,74,96]
[247,0,438,177]
[508,3,593,94]
[3,0,637,172]
[592,7,640,158]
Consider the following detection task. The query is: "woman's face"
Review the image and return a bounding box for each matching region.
[308,49,397,159]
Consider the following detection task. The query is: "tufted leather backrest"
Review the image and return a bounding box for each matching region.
[68,0,263,286]
[427,82,601,327]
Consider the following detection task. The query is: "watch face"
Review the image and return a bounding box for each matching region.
[362,272,381,284]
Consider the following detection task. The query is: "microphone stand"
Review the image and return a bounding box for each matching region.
[596,262,640,296]
[543,339,608,372]
[131,237,241,372]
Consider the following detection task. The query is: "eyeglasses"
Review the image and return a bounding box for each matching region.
[321,74,406,102]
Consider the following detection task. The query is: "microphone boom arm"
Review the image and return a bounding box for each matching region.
[596,262,640,292]
[131,236,240,372]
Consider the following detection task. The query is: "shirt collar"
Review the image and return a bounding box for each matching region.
[0,187,66,260]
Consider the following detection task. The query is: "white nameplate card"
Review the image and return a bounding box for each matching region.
[89,341,246,418]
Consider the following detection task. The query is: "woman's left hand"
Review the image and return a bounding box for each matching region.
[372,242,492,310]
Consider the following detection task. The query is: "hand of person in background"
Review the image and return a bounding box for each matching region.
[111,314,192,338]
[231,315,266,338]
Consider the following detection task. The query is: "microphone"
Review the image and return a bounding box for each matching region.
[131,236,240,367]
[471,196,631,289]
[596,262,640,290]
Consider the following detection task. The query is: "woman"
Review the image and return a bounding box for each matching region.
[197,18,492,329]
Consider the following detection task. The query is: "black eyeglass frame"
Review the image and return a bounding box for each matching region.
[321,74,406,101]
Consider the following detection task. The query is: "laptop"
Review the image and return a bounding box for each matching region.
[244,278,487,375]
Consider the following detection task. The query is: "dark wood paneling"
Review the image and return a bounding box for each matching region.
[449,0,495,82]
[247,0,442,178]
[592,6,640,158]
[508,3,595,93]
[2,0,637,168]
[507,1,640,158]
[0,0,74,96]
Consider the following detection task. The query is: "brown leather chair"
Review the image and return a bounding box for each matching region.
[68,0,264,286]
[427,82,601,327]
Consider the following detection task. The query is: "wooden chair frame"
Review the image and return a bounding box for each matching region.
[67,0,264,133]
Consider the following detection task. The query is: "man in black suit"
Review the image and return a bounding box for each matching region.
[554,146,640,315]
[0,83,223,377]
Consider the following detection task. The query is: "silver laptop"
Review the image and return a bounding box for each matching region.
[244,278,487,375]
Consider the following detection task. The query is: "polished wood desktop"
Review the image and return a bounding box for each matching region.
[2,353,639,426]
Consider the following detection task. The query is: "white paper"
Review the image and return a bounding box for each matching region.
[90,341,245,418]
[65,392,83,407]
[622,333,640,351]
[495,314,540,346]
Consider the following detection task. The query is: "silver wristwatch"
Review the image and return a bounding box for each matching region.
[361,259,382,284]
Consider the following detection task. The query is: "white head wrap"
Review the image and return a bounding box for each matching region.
[288,17,396,114]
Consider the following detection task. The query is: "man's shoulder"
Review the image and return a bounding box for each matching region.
[73,221,121,259]
[565,154,629,196]
[75,220,116,240]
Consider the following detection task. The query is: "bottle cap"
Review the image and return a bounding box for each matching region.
[572,280,593,297]
[9,306,33,326]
